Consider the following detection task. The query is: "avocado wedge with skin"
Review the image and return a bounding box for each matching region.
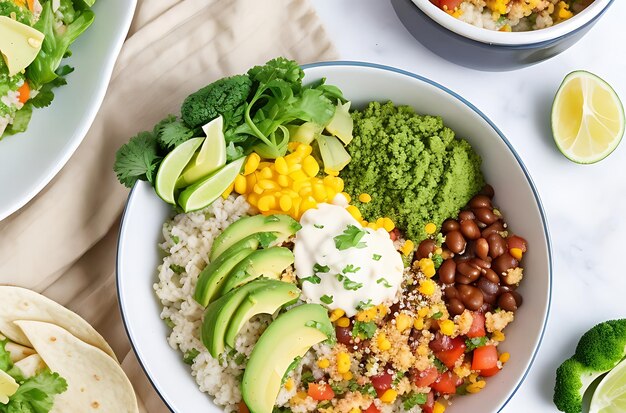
[219,247,295,297]
[242,304,335,413]
[210,214,301,261]
[224,281,300,348]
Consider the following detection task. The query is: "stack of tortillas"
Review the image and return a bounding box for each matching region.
[0,286,138,412]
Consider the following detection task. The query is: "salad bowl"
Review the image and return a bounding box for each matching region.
[117,62,552,412]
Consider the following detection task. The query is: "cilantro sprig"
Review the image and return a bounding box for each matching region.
[334,225,367,250]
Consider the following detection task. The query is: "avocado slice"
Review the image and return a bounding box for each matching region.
[210,215,301,261]
[224,281,300,348]
[219,247,295,297]
[194,234,263,307]
[242,304,335,413]
[201,279,277,358]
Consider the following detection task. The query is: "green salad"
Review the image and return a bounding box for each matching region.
[0,0,96,139]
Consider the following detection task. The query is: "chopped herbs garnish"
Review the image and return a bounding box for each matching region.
[376,277,392,288]
[432,253,443,269]
[403,392,428,410]
[234,352,246,365]
[282,356,302,384]
[356,299,373,311]
[320,295,334,305]
[334,225,367,250]
[465,336,489,351]
[336,274,363,291]
[342,264,361,274]
[352,321,376,339]
[393,371,406,386]
[300,275,321,284]
[456,382,469,395]
[170,264,185,275]
[313,263,330,274]
[360,383,377,398]
[183,349,200,365]
[171,235,180,244]
[163,317,175,329]
[301,370,315,384]
[305,320,336,344]
[257,232,278,248]
[432,311,443,320]
[433,358,448,373]
[314,224,325,229]
[372,254,382,261]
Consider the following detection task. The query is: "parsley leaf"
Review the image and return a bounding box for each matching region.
[29,65,74,108]
[183,349,200,365]
[402,392,428,410]
[356,299,373,311]
[313,263,330,274]
[465,336,488,351]
[320,294,334,304]
[314,224,324,229]
[432,254,444,269]
[301,370,315,384]
[113,131,161,188]
[431,311,443,320]
[342,264,360,274]
[334,225,367,250]
[335,274,363,291]
[300,275,321,284]
[433,358,447,373]
[257,232,278,248]
[372,254,382,261]
[376,277,392,288]
[352,321,376,339]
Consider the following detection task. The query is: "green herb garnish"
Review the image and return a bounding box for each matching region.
[465,336,489,351]
[183,349,200,365]
[403,392,428,410]
[352,321,376,339]
[372,254,382,261]
[334,225,367,250]
[356,299,373,311]
[170,264,185,275]
[313,263,330,274]
[300,275,321,284]
[376,277,392,288]
[320,295,334,305]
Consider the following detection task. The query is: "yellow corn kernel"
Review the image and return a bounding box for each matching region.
[492,330,505,342]
[233,174,247,194]
[499,24,512,32]
[247,193,259,206]
[245,173,257,193]
[401,240,415,256]
[367,222,378,230]
[317,358,330,369]
[325,186,338,200]
[221,181,234,199]
[286,156,302,169]
[425,222,437,234]
[435,247,443,255]
[499,352,510,364]
[322,176,344,193]
[556,1,573,19]
[418,307,430,318]
[468,373,478,383]
[279,195,293,212]
[287,141,302,152]
[433,401,446,413]
[258,179,279,190]
[380,389,397,404]
[348,408,360,413]
[337,352,351,374]
[329,309,345,322]
[343,371,353,381]
[284,378,294,391]
[414,317,425,330]
[274,156,289,175]
[257,195,276,212]
[289,169,308,182]
[296,143,313,156]
[376,305,389,318]
[466,380,486,394]
[299,186,313,197]
[336,317,351,328]
[312,183,328,202]
[510,247,523,260]
[292,179,310,192]
[302,156,320,177]
[277,174,291,188]
[382,217,395,232]
[259,167,274,180]
[418,258,436,278]
[340,192,351,203]
[243,153,260,176]
[301,196,317,212]
[439,319,456,336]
[395,313,413,333]
[418,279,436,296]
[346,205,362,221]
[325,167,339,177]
[358,193,372,203]
[377,333,392,351]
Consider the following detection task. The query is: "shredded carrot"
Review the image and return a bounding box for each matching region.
[17,82,30,104]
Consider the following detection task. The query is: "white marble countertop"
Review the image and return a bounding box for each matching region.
[312,1,626,412]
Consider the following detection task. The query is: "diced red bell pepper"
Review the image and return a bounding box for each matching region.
[364,403,381,413]
[412,367,439,388]
[433,336,466,369]
[472,345,499,371]
[307,383,335,401]
[431,371,460,395]
[480,365,501,377]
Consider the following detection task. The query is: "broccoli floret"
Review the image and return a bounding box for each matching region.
[554,319,626,413]
[575,319,626,371]
[181,74,252,129]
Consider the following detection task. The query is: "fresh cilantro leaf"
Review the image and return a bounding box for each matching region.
[301,370,315,384]
[465,336,488,351]
[225,142,244,162]
[300,275,321,285]
[456,382,469,395]
[336,274,363,291]
[314,224,324,229]
[352,321,376,339]
[5,369,68,413]
[313,263,330,274]
[171,235,180,244]
[113,131,161,188]
[305,320,336,344]
[392,370,406,386]
[170,264,185,275]
[342,264,360,274]
[403,392,428,410]
[333,225,367,250]
[155,115,196,150]
[257,232,278,248]
[433,358,447,373]
[320,295,334,305]
[0,339,12,371]
[183,349,200,365]
[376,277,392,288]
[29,65,74,108]
[432,311,443,320]
[356,299,373,311]
[372,254,382,261]
[432,254,444,269]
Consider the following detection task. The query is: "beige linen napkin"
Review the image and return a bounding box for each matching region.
[0,0,337,411]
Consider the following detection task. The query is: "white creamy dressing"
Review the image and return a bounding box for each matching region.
[293,203,404,317]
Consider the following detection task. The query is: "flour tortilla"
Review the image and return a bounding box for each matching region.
[0,286,116,360]
[14,320,139,413]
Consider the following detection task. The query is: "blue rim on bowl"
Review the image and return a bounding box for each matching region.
[116,61,553,413]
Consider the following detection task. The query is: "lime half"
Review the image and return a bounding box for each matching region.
[155,137,204,204]
[178,156,246,212]
[590,358,626,413]
[552,71,625,164]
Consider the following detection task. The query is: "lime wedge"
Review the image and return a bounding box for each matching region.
[590,358,626,413]
[176,116,227,188]
[155,137,204,204]
[178,156,246,212]
[552,71,624,164]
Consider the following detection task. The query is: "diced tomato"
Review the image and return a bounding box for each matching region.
[438,0,463,10]
[412,367,439,388]
[433,336,466,369]
[238,401,250,413]
[467,312,486,338]
[472,345,499,371]
[364,403,381,413]
[431,371,460,395]
[17,82,30,104]
[507,235,527,252]
[480,365,501,377]
[421,392,436,413]
[370,372,393,397]
[307,383,335,401]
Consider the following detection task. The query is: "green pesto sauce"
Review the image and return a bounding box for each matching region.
[342,101,485,242]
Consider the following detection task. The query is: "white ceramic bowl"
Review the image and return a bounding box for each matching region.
[117,62,552,413]
[0,0,136,221]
